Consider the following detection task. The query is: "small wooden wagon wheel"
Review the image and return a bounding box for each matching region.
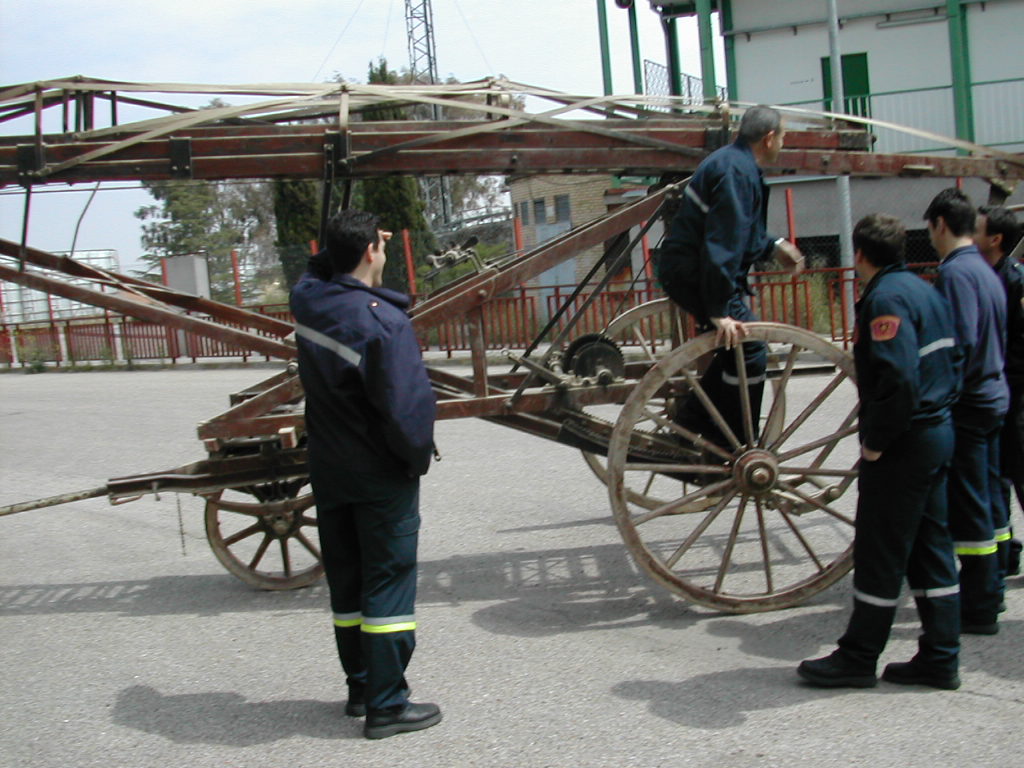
[204,477,323,590]
[606,322,860,613]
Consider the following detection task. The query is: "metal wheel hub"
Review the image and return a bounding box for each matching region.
[263,511,296,537]
[733,449,779,495]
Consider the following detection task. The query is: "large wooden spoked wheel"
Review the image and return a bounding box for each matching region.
[204,477,323,590]
[606,322,860,613]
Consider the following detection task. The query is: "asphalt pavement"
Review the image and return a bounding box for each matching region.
[1,366,1022,767]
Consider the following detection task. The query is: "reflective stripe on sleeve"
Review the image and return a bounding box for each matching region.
[909,585,960,599]
[918,337,955,358]
[333,612,363,628]
[853,588,900,607]
[295,323,362,366]
[361,615,416,634]
[995,527,1012,542]
[684,184,709,214]
[955,539,998,555]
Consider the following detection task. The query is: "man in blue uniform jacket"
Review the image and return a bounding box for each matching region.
[799,213,962,690]
[291,209,441,739]
[657,105,803,449]
[976,205,1024,582]
[928,188,1009,635]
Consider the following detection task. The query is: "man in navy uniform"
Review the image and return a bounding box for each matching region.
[976,205,1024,581]
[291,209,441,739]
[799,213,962,690]
[928,188,1009,635]
[656,105,803,448]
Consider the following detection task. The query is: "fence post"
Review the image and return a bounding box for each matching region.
[231,248,243,306]
[402,229,417,297]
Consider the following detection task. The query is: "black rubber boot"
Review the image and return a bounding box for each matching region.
[797,649,878,688]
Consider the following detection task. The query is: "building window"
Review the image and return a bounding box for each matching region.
[554,194,571,223]
[518,200,530,224]
[533,198,546,225]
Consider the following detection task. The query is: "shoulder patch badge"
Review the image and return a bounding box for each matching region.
[870,314,901,341]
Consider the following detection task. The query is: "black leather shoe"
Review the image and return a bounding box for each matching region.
[345,699,366,718]
[345,686,366,717]
[961,621,999,635]
[797,652,877,688]
[882,660,960,690]
[364,702,442,740]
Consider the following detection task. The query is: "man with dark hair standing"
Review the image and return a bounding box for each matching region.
[657,104,803,448]
[798,213,962,690]
[291,209,442,739]
[976,205,1024,580]
[927,187,1009,635]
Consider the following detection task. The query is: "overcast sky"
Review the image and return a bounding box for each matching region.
[0,0,721,272]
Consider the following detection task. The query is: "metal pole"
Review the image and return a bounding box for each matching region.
[627,3,643,94]
[596,0,613,96]
[695,0,718,102]
[827,0,855,333]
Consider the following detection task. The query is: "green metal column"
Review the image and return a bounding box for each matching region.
[720,0,737,101]
[662,14,683,97]
[946,0,974,142]
[695,0,718,101]
[627,3,644,93]
[597,0,613,95]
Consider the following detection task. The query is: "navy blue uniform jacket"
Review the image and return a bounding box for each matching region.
[936,244,1009,412]
[995,254,1024,388]
[657,138,776,321]
[854,264,960,453]
[291,271,437,504]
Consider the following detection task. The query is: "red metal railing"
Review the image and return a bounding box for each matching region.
[3,264,942,367]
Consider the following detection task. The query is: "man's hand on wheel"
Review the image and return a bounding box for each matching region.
[711,316,748,349]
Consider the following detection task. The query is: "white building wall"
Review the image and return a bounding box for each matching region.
[729,0,936,29]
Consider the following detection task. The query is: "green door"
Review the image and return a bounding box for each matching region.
[821,52,871,117]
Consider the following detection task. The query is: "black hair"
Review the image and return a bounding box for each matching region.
[923,187,976,237]
[853,213,906,268]
[324,209,381,274]
[737,105,782,144]
[978,205,1022,258]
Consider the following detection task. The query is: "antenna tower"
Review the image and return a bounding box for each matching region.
[405,0,451,227]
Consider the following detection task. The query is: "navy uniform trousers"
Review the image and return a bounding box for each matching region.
[317,469,420,713]
[949,403,1006,624]
[838,419,960,673]
[675,294,768,446]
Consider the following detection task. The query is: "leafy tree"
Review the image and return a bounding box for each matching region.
[273,179,320,289]
[135,179,283,304]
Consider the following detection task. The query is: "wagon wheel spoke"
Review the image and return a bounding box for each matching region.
[279,538,292,577]
[204,483,324,591]
[294,530,322,560]
[640,405,733,463]
[767,369,849,452]
[222,522,262,547]
[755,499,774,594]
[664,488,740,569]
[759,345,799,449]
[732,344,757,448]
[248,534,272,570]
[678,367,742,451]
[714,494,750,593]
[630,478,735,525]
[777,506,827,572]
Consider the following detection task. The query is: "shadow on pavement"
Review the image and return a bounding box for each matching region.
[111,685,360,744]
